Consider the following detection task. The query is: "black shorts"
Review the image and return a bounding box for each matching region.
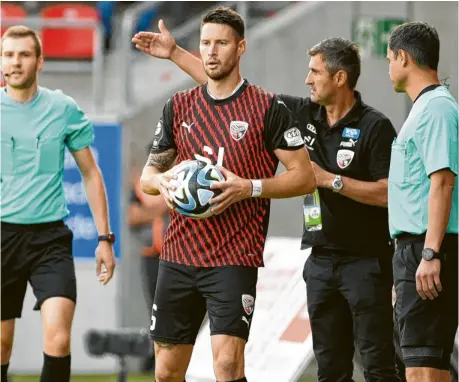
[1,221,77,321]
[150,260,258,344]
[393,234,458,370]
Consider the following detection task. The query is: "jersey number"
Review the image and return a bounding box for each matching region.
[200,146,225,166]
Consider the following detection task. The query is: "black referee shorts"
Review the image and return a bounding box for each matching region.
[393,234,458,370]
[1,221,77,321]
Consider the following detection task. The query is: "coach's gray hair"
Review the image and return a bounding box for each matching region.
[308,37,361,89]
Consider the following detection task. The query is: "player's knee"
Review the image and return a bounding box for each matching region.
[154,364,183,382]
[44,329,71,356]
[213,353,243,380]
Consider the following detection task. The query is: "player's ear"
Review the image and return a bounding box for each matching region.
[237,39,246,57]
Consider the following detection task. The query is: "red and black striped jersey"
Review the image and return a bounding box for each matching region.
[150,80,303,267]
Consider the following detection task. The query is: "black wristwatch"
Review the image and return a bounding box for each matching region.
[421,248,443,261]
[98,232,116,244]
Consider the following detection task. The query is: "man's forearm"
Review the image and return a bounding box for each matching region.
[140,167,161,195]
[82,168,110,235]
[339,177,388,207]
[259,169,316,199]
[171,46,207,84]
[424,182,454,252]
[319,170,387,207]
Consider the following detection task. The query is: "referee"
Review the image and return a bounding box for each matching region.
[133,24,400,381]
[1,26,116,381]
[387,22,458,382]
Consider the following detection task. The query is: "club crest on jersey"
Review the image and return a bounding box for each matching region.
[337,149,355,169]
[230,121,249,141]
[242,294,255,315]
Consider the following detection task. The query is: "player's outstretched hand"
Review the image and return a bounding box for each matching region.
[132,19,176,59]
[416,259,442,300]
[95,242,116,285]
[209,167,252,215]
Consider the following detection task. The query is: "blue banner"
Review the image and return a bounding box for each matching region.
[63,123,122,259]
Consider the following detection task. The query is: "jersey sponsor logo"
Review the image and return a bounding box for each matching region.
[342,127,360,139]
[152,120,164,149]
[181,121,194,132]
[337,149,355,169]
[306,124,317,135]
[242,294,255,315]
[230,121,249,141]
[340,139,358,148]
[304,135,316,150]
[284,127,303,147]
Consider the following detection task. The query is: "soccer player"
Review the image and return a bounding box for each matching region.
[387,22,458,382]
[139,7,316,382]
[1,26,116,382]
[134,23,401,382]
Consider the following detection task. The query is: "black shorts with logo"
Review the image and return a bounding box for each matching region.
[1,221,77,320]
[393,233,458,370]
[150,260,258,344]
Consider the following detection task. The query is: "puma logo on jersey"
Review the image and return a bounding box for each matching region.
[181,122,194,132]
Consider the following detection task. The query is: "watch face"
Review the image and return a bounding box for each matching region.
[333,179,343,191]
[422,248,434,261]
[108,233,116,243]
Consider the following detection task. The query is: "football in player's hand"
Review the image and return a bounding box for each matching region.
[170,159,225,219]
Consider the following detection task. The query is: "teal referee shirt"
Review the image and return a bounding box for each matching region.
[1,87,94,224]
[388,86,458,238]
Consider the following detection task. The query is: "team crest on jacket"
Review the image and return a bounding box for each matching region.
[242,294,255,315]
[337,149,355,169]
[230,121,249,141]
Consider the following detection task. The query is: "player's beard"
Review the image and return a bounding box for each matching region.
[204,58,237,81]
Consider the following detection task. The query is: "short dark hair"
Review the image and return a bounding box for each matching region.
[308,37,361,89]
[388,22,440,71]
[1,25,42,57]
[201,7,245,40]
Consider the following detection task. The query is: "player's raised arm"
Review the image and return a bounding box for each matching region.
[132,19,207,85]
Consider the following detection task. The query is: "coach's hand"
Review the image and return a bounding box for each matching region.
[132,19,176,59]
[416,259,442,300]
[209,167,252,215]
[96,241,116,285]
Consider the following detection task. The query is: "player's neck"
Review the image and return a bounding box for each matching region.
[207,71,243,100]
[405,69,440,102]
[6,82,39,103]
[325,89,356,127]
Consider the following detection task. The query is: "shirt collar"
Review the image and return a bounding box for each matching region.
[313,91,363,128]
